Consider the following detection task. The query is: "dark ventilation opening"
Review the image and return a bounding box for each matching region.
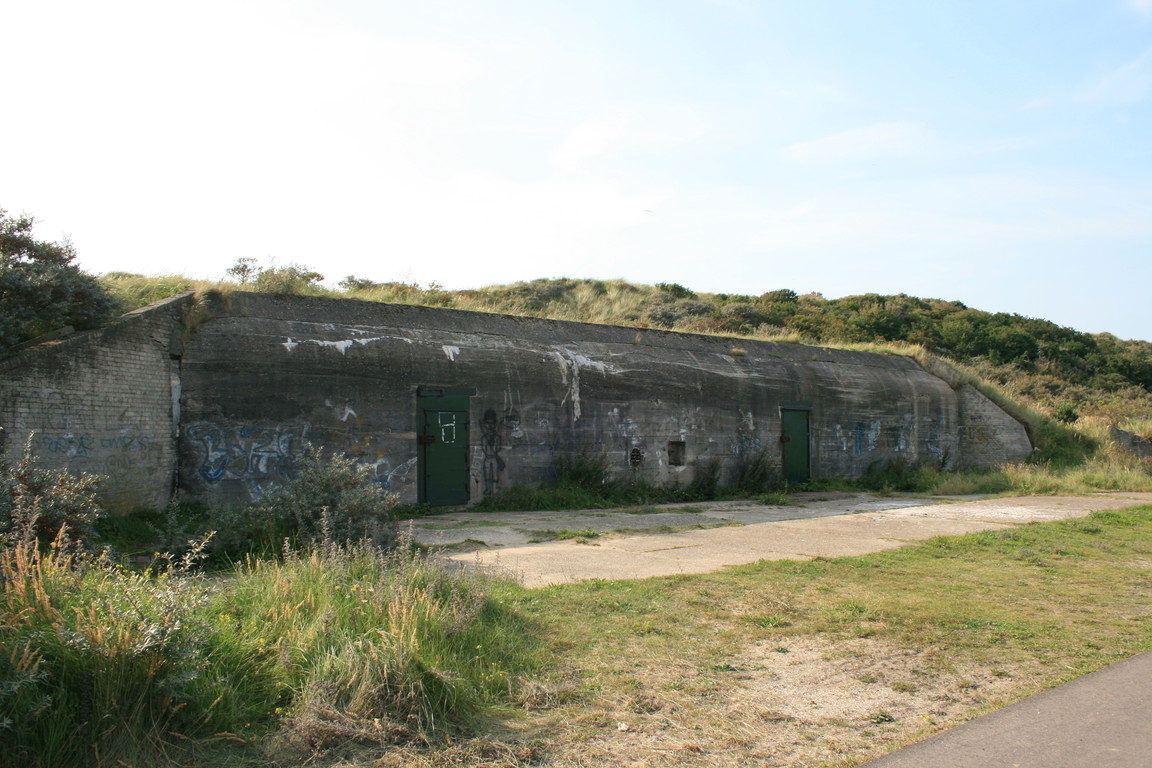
[629,447,644,467]
[667,440,686,466]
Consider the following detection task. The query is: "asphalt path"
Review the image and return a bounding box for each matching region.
[861,650,1152,768]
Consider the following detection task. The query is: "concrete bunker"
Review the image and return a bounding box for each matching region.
[0,291,1033,511]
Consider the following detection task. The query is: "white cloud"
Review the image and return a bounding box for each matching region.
[1127,0,1152,16]
[778,122,930,164]
[1077,48,1152,104]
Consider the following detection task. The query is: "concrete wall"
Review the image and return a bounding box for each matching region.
[176,293,1031,507]
[0,291,1033,511]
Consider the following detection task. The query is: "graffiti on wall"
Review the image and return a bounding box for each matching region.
[371,456,417,492]
[185,416,418,500]
[39,431,157,461]
[474,406,526,496]
[185,421,311,498]
[831,421,926,460]
[479,409,505,496]
[735,409,762,456]
[1,388,163,482]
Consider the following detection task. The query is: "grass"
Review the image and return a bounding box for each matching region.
[0,534,542,768]
[527,528,603,544]
[477,504,1152,766]
[7,496,1152,766]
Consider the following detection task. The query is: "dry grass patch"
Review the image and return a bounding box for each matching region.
[366,505,1152,768]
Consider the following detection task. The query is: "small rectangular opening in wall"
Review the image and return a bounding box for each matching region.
[667,440,686,466]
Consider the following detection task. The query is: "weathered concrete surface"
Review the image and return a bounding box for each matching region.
[1,290,1033,512]
[411,493,939,548]
[420,492,1152,588]
[178,292,1031,507]
[862,650,1152,768]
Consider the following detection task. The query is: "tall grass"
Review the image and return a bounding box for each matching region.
[0,538,220,767]
[0,532,539,767]
[232,535,535,753]
[100,272,231,309]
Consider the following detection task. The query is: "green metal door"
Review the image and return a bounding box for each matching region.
[418,388,472,506]
[781,409,810,483]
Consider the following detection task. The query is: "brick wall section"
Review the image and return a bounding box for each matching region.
[0,294,192,512]
[955,383,1034,468]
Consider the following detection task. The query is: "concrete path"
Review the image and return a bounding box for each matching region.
[410,491,1152,588]
[861,650,1152,768]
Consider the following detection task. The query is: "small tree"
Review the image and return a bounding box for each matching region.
[224,257,325,294]
[0,208,122,355]
[225,256,260,283]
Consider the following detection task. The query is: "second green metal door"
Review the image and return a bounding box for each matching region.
[781,409,810,483]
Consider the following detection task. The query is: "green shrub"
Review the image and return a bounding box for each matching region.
[858,459,936,493]
[1053,401,1079,423]
[686,457,722,500]
[554,452,611,488]
[0,435,104,549]
[225,257,327,295]
[203,446,398,557]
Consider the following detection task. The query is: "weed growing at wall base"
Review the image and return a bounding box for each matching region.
[470,452,740,513]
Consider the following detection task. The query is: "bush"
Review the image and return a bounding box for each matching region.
[257,446,396,545]
[0,435,105,549]
[644,297,716,328]
[554,452,611,488]
[1053,401,1079,423]
[226,257,325,295]
[655,282,696,299]
[193,447,397,558]
[857,459,941,493]
[734,448,779,493]
[720,302,770,330]
[686,457,722,499]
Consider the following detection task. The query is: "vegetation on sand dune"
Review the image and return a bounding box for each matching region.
[98,267,1152,428]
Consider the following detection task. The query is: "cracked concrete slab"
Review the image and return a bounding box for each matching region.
[413,491,1152,588]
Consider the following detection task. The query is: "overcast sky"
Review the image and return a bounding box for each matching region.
[4,0,1151,340]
